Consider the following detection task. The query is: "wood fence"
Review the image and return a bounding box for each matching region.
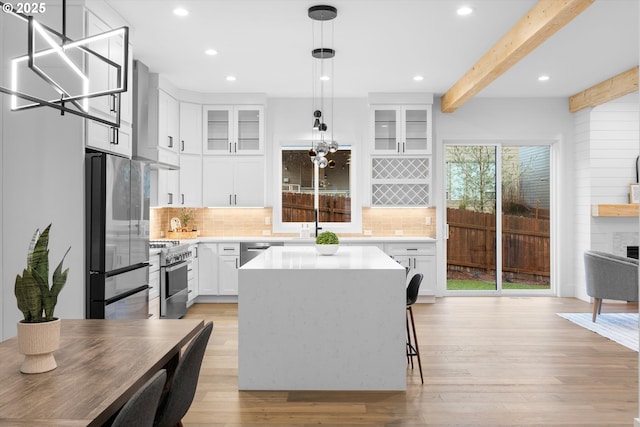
[282,192,351,223]
[447,208,550,281]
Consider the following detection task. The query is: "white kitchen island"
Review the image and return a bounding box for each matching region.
[238,245,406,391]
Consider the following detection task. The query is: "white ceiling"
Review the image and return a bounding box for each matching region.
[104,0,639,100]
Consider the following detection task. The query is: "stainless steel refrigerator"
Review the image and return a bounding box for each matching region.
[86,152,150,319]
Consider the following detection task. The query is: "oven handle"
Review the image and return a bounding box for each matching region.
[165,262,187,273]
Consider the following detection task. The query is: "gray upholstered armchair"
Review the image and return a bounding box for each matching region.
[584,250,638,322]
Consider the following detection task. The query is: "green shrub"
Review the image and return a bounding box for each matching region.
[316,231,339,245]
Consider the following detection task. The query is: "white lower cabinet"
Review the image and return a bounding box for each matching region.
[197,242,239,296]
[198,243,219,295]
[218,255,239,295]
[187,245,199,305]
[217,243,240,295]
[385,242,436,296]
[148,252,161,318]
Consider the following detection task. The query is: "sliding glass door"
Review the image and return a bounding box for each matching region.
[445,143,551,293]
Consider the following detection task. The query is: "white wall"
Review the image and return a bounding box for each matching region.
[0,10,4,340]
[432,97,575,297]
[1,4,86,340]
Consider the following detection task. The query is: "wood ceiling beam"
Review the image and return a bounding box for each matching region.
[441,0,594,113]
[568,66,639,112]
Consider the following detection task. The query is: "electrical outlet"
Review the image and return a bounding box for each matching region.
[265,217,271,225]
[364,229,372,236]
[262,230,271,236]
[425,216,432,225]
[395,230,403,236]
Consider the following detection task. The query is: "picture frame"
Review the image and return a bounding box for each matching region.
[630,183,640,203]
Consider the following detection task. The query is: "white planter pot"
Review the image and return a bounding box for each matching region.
[316,244,339,256]
[17,318,61,374]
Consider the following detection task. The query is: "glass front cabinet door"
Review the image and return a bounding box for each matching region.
[371,105,431,155]
[203,105,263,155]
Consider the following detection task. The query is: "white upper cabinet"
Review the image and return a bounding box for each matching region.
[179,102,202,155]
[153,168,180,207]
[202,156,265,207]
[179,155,202,207]
[203,105,264,155]
[371,105,431,155]
[86,119,132,157]
[84,10,133,157]
[158,90,180,153]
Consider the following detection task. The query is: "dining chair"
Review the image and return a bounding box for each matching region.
[154,321,213,427]
[406,273,424,384]
[111,369,167,427]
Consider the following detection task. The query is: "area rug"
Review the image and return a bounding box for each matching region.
[557,312,638,352]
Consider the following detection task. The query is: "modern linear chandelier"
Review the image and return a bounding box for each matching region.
[308,5,338,169]
[0,0,129,128]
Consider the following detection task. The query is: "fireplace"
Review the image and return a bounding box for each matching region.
[626,246,638,259]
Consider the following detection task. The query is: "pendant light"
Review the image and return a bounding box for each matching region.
[309,5,337,169]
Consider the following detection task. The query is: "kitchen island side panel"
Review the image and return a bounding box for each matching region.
[238,258,405,391]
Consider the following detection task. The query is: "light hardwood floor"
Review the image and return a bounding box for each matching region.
[183,297,638,426]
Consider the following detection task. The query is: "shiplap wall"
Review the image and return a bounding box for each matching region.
[573,95,640,302]
[590,97,640,256]
[589,98,640,205]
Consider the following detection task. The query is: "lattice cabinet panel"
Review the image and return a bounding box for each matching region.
[372,157,430,180]
[371,157,431,206]
[372,183,430,206]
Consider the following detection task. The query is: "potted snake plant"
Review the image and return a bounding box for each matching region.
[14,224,70,373]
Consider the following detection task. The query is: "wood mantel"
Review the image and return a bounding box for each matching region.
[591,204,640,217]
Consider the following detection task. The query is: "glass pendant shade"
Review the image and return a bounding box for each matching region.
[328,140,339,153]
[315,141,329,157]
[317,157,328,168]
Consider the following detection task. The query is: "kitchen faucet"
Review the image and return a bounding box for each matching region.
[314,208,322,237]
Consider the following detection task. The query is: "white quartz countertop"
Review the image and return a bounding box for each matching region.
[240,246,405,270]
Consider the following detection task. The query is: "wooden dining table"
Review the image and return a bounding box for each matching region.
[0,318,204,426]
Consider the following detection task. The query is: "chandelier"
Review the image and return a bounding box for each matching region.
[308,5,338,169]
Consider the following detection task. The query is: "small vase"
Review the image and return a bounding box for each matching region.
[17,318,61,374]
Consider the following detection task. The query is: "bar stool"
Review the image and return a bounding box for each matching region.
[406,273,424,384]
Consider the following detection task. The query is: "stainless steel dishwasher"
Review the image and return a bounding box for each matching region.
[240,242,284,266]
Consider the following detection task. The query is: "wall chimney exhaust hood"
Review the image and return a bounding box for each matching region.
[132,60,179,170]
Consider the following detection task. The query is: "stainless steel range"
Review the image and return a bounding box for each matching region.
[149,241,192,318]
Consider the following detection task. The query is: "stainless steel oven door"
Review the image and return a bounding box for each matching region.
[160,261,188,319]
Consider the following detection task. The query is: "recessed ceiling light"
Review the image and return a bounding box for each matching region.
[538,75,550,82]
[457,6,473,16]
[226,75,236,82]
[205,49,218,56]
[413,75,424,81]
[173,7,189,16]
[320,75,330,81]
